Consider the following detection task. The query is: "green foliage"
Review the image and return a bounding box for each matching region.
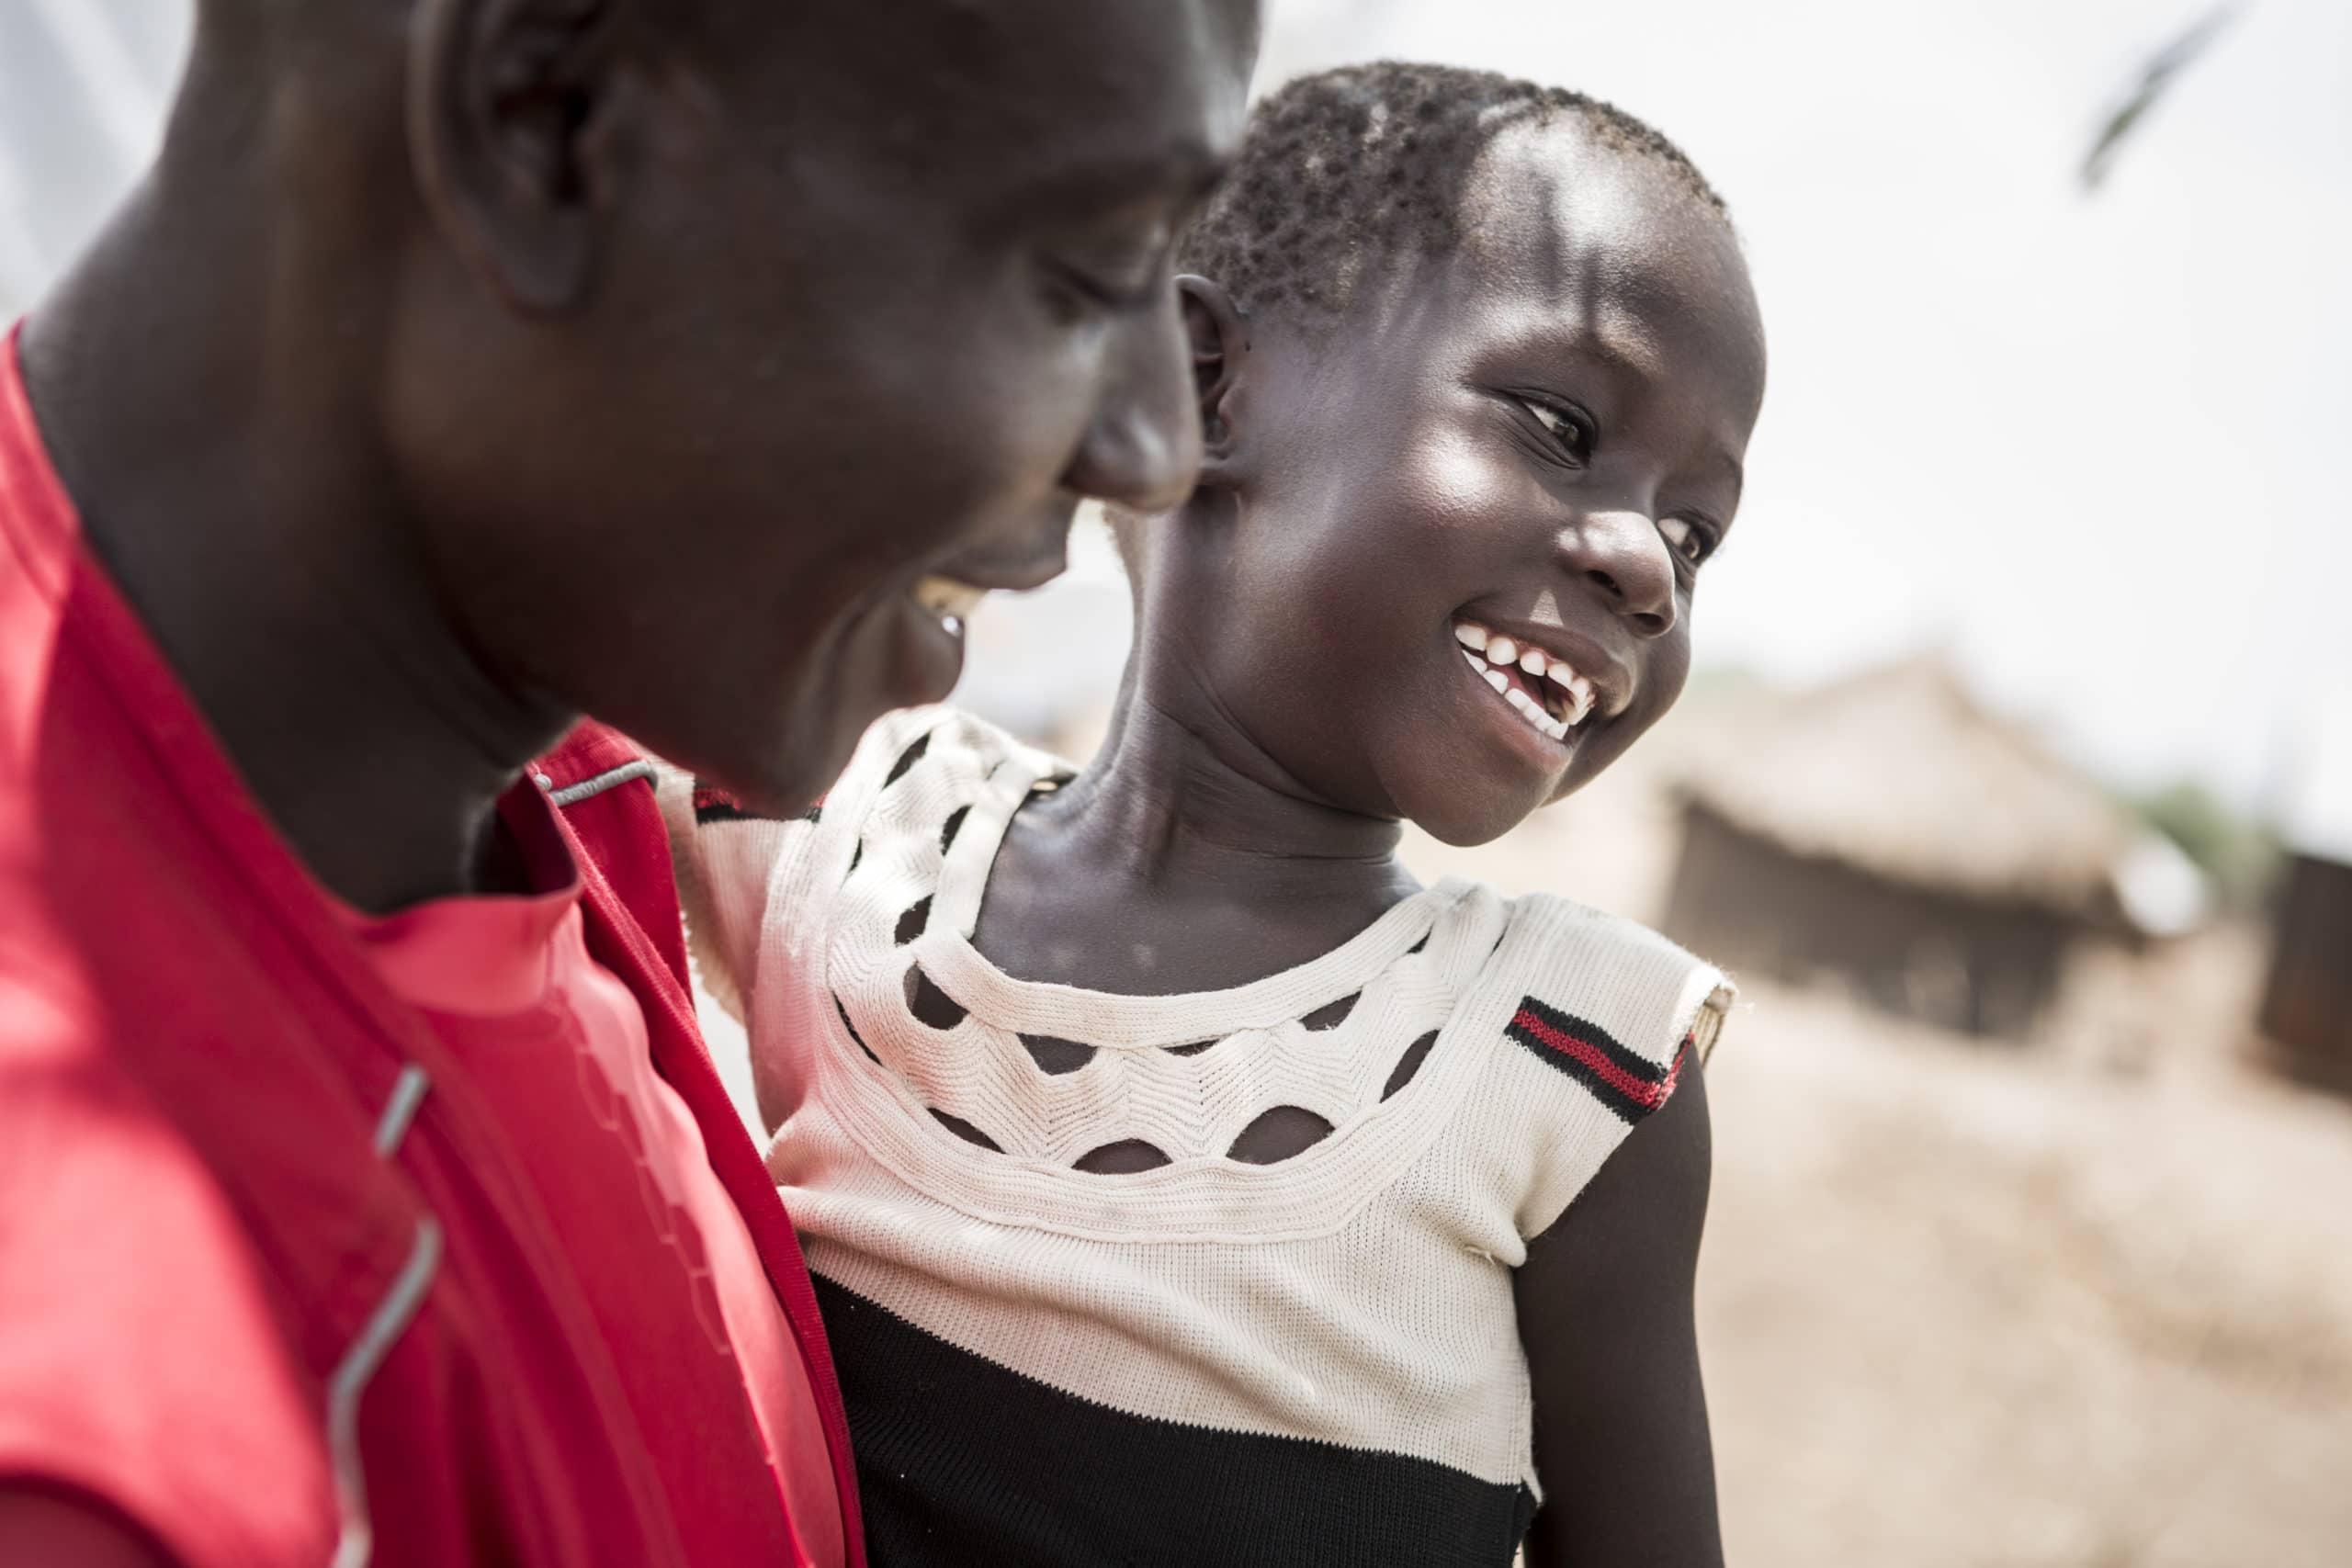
[2132,780,2277,905]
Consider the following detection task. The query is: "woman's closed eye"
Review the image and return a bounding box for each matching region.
[1041,220,1178,318]
[1046,254,1165,313]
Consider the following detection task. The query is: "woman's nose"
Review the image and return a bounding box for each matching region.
[1062,299,1202,513]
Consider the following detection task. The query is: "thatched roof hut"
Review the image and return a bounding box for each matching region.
[1661,658,2202,1038]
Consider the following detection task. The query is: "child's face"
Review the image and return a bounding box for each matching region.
[1204,124,1766,846]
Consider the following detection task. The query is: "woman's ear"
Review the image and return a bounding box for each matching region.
[411,0,634,312]
[1177,275,1250,481]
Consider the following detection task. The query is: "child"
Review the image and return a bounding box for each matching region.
[674,62,1764,1568]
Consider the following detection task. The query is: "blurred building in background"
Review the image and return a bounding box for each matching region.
[1660,658,2205,1038]
[2262,692,2352,1085]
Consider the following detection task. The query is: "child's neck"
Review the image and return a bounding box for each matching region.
[969,657,1423,996]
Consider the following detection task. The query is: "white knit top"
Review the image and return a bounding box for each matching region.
[672,708,1733,1565]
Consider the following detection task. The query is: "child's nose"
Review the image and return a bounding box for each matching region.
[1558,509,1678,637]
[1063,301,1202,513]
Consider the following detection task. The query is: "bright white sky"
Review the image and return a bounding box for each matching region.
[1257,0,2352,813]
[6,0,2346,814]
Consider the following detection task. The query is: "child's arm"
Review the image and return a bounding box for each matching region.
[1513,1060,1724,1568]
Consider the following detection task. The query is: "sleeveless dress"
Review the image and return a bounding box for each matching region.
[672,707,1734,1567]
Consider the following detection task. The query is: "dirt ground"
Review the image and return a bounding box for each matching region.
[1690,970,2352,1568]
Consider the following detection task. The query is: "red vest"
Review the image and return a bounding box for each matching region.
[0,328,862,1567]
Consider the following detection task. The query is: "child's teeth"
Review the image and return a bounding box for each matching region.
[1457,626,1592,746]
[1544,661,1595,714]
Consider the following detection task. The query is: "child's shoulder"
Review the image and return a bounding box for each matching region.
[826,704,1073,823]
[752,704,1073,953]
[1447,888,1732,1242]
[1466,886,1734,1121]
[663,706,1062,1024]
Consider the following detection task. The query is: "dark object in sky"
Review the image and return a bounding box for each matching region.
[2080,3,2243,193]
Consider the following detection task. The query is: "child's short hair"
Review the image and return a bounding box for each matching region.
[1179,61,1727,330]
[1110,62,1732,579]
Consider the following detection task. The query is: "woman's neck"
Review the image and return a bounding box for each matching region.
[20,134,571,913]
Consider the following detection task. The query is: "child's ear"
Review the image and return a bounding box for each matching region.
[1177,276,1249,480]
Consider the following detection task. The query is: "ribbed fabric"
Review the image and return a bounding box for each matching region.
[813,1275,1541,1567]
[667,708,1733,1560]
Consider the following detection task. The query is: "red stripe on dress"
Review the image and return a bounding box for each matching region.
[1510,1008,1684,1110]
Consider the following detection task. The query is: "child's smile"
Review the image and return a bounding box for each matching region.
[1453,616,1623,745]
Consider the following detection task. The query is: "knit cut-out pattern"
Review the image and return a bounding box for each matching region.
[823,724,1469,1174]
[670,705,1737,1517]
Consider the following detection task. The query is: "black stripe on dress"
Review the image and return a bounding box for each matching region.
[1503,996,1686,1124]
[814,1274,1537,1568]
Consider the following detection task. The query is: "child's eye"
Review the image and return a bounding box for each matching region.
[1657,515,1719,569]
[1516,396,1594,466]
